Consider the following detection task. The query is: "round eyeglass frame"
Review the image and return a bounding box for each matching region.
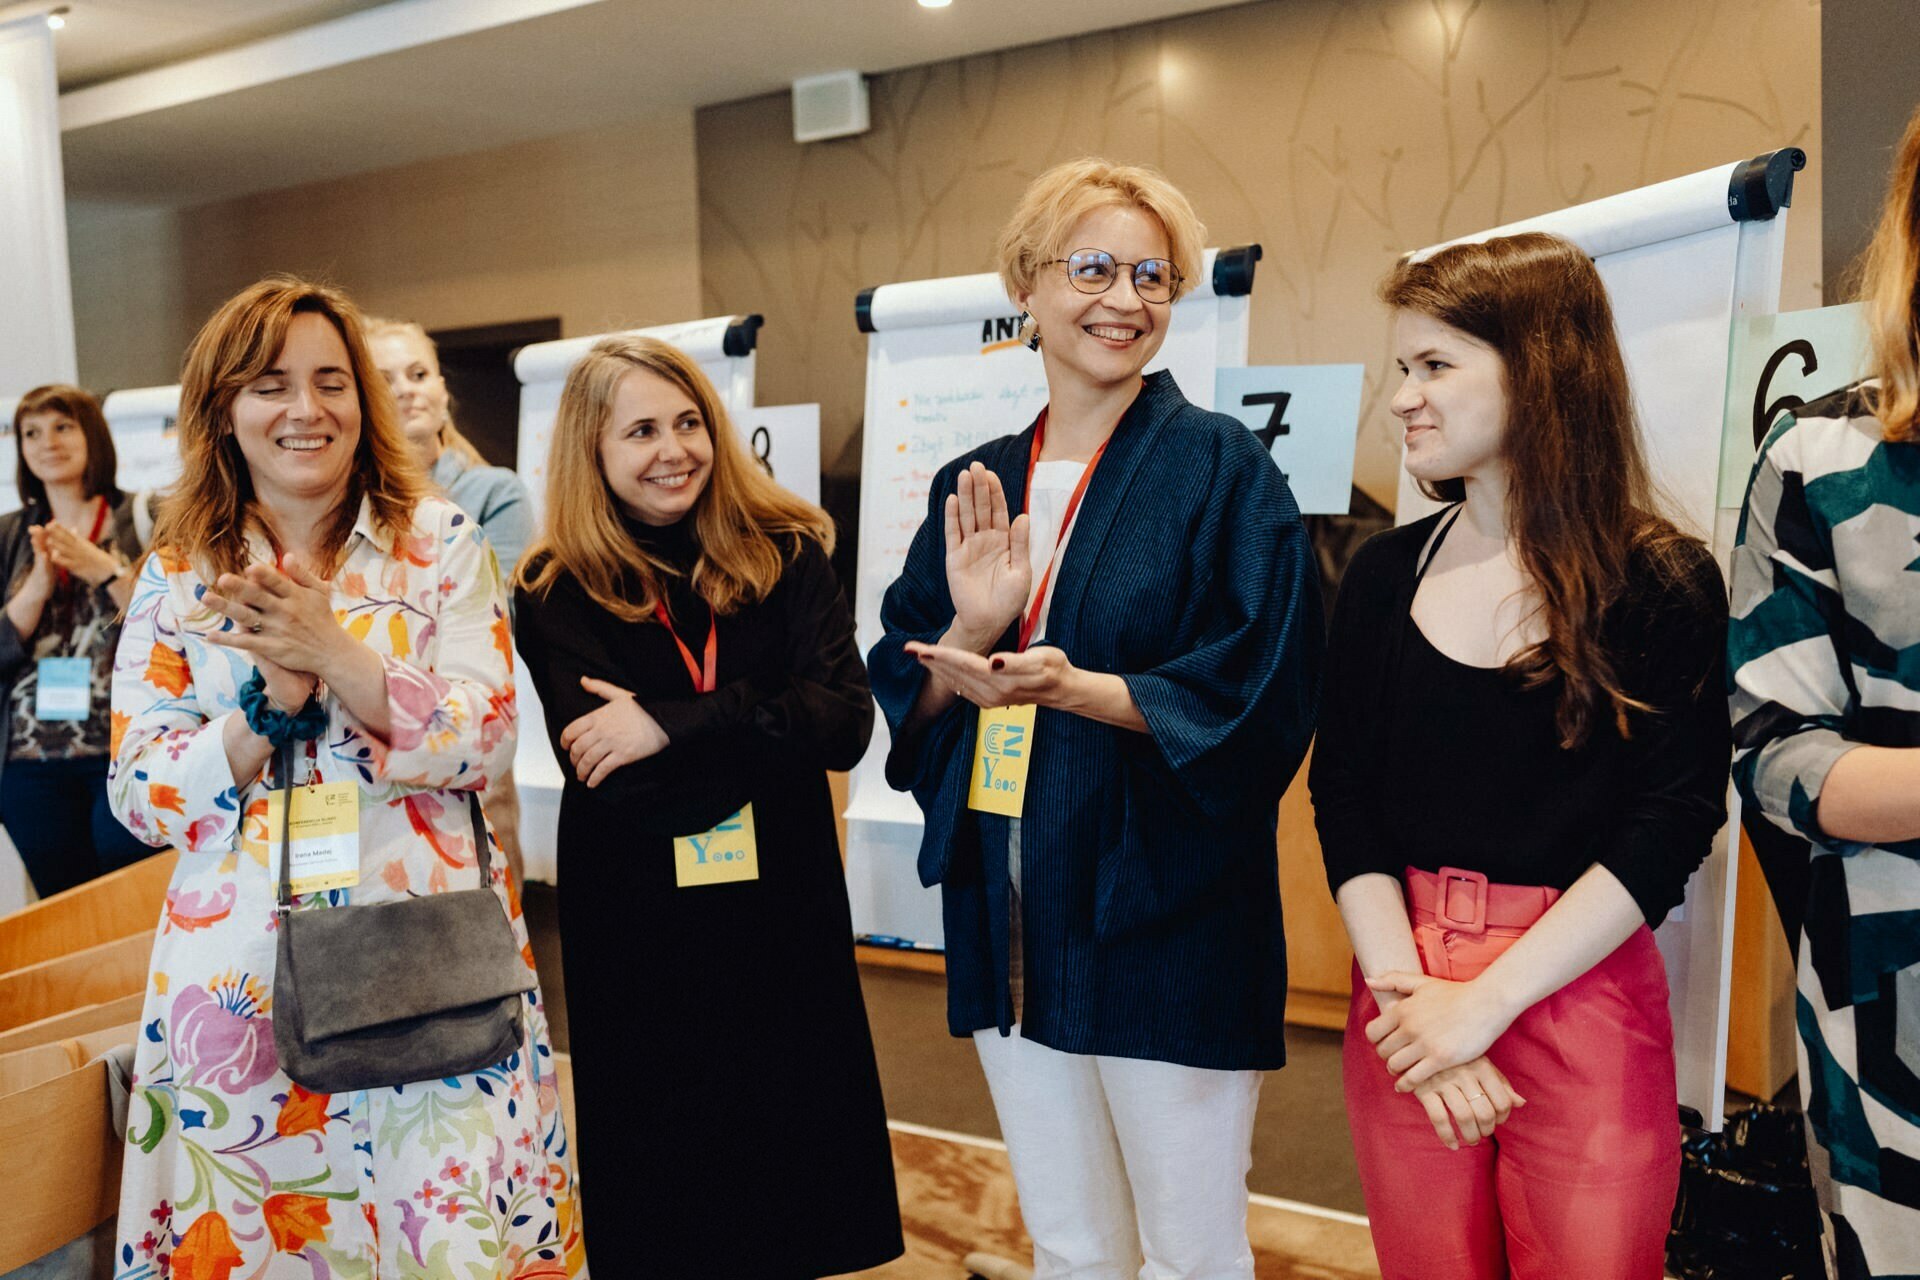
[1050,249,1183,303]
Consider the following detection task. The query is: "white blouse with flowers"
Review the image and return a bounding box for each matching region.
[106,495,586,1280]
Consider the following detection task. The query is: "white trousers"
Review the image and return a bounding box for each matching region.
[973,1026,1262,1280]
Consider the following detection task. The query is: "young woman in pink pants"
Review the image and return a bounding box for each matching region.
[1309,232,1732,1279]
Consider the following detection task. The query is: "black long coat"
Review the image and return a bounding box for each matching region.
[515,523,902,1278]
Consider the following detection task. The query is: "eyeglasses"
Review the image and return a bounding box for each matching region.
[1051,249,1182,304]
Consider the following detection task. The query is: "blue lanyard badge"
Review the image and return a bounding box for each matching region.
[35,656,92,721]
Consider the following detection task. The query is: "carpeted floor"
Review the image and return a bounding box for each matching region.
[857,965,1369,1217]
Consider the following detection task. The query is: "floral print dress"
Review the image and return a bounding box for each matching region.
[107,496,587,1280]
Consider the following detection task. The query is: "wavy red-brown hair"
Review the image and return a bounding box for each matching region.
[1383,232,1708,748]
[153,277,427,579]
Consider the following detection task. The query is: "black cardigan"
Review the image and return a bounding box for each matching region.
[1309,509,1731,926]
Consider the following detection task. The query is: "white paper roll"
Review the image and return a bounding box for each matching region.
[512,315,744,385]
[1412,162,1739,263]
[103,383,182,423]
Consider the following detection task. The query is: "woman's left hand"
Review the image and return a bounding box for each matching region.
[42,521,123,587]
[560,676,670,787]
[202,555,350,679]
[1364,971,1520,1091]
[905,642,1076,710]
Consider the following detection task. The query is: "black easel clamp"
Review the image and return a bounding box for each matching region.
[1211,245,1263,297]
[1727,148,1807,222]
[854,287,878,334]
[722,314,764,357]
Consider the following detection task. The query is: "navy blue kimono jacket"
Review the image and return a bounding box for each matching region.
[869,371,1323,1070]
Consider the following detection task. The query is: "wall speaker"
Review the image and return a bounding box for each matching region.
[792,70,870,144]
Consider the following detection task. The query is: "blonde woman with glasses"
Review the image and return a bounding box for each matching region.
[870,158,1323,1278]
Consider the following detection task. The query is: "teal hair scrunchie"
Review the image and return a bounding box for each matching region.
[238,668,327,746]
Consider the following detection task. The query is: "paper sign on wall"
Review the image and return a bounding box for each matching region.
[737,403,821,505]
[1718,303,1870,507]
[1214,365,1363,515]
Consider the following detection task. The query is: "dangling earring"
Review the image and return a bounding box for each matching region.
[1018,311,1041,351]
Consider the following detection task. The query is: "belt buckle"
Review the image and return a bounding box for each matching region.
[1434,866,1489,935]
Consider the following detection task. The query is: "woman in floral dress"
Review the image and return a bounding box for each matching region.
[108,277,585,1279]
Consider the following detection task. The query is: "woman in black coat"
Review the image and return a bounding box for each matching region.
[515,335,902,1277]
[869,159,1323,1279]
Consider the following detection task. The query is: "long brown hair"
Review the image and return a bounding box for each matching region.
[12,384,121,509]
[517,335,834,620]
[153,277,427,579]
[1383,232,1703,748]
[1857,102,1920,442]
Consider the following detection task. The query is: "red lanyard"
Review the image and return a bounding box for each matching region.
[54,497,110,589]
[1016,408,1110,652]
[653,599,718,693]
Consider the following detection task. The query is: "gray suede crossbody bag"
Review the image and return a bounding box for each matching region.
[269,743,535,1092]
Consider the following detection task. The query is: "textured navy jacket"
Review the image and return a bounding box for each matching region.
[869,371,1323,1070]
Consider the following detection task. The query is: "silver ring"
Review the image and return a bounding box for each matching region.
[248,622,263,634]
[1466,1091,1487,1102]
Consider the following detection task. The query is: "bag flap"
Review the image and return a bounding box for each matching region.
[282,890,535,1041]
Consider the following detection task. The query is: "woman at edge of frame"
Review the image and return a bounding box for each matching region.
[1728,101,1920,1280]
[511,335,902,1278]
[0,384,149,896]
[1311,232,1730,1279]
[869,157,1323,1278]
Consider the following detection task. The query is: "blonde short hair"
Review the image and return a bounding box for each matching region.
[995,158,1207,305]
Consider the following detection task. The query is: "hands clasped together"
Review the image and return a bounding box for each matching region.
[1365,971,1527,1151]
[29,520,124,590]
[202,555,343,712]
[906,462,1084,708]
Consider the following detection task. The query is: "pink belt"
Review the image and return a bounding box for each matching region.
[1404,865,1560,936]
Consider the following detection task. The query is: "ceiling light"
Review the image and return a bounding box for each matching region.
[918,0,952,8]
[46,6,68,28]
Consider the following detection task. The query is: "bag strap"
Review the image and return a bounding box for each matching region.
[274,740,492,915]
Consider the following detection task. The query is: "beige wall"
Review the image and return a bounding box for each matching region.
[69,109,703,393]
[696,0,1822,506]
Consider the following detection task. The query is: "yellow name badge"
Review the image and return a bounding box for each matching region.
[968,704,1036,817]
[241,782,361,895]
[674,803,759,888]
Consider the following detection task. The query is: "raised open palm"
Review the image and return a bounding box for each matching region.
[944,462,1031,644]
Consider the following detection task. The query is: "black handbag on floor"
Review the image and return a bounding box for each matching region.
[269,743,534,1092]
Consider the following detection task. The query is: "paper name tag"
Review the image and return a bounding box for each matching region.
[35,657,90,721]
[251,782,361,894]
[968,704,1036,817]
[674,803,758,888]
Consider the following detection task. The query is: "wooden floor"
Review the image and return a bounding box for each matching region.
[835,1126,1382,1280]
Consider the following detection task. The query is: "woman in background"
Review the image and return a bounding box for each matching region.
[1728,102,1920,1279]
[1312,233,1728,1279]
[370,317,535,884]
[515,335,899,1278]
[1,384,149,895]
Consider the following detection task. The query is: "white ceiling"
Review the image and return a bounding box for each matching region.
[55,0,1253,208]
[13,0,392,89]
